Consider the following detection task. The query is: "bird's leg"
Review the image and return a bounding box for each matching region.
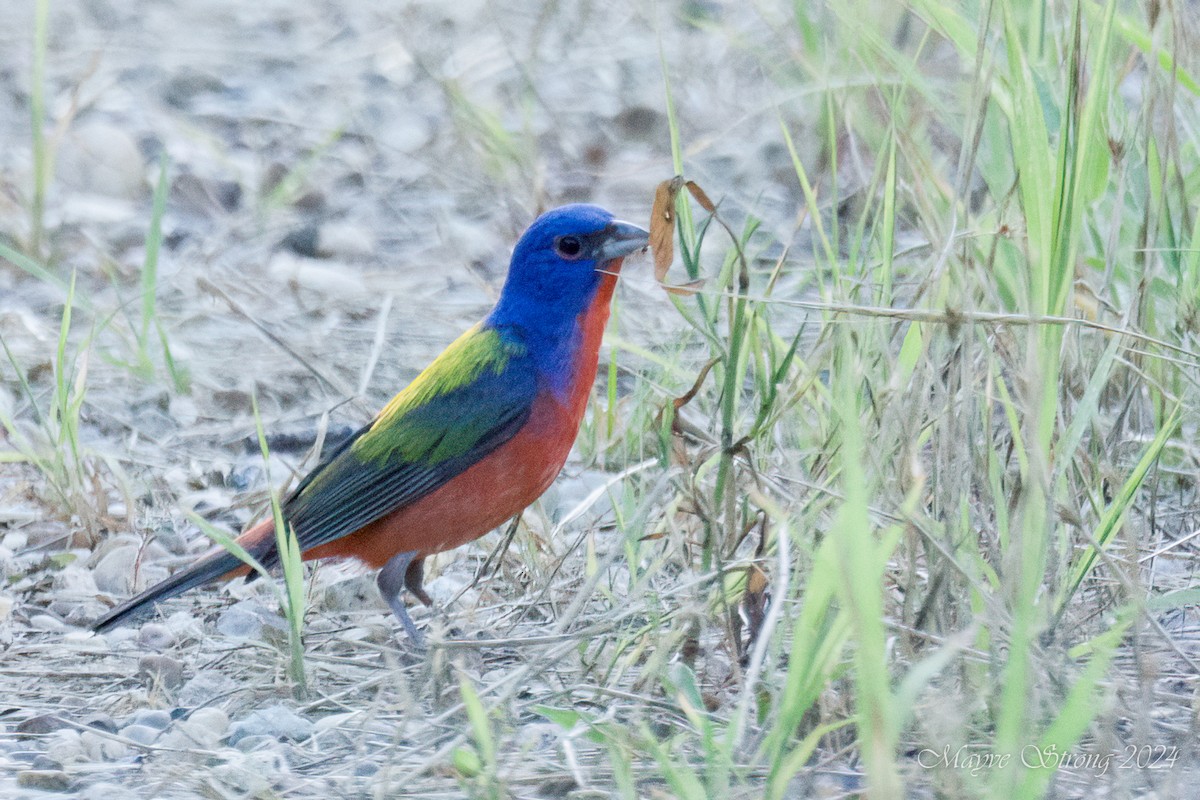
[376,550,425,646]
[404,555,433,607]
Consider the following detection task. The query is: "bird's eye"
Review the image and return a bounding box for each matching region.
[555,235,583,258]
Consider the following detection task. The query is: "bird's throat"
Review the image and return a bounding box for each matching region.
[552,262,621,420]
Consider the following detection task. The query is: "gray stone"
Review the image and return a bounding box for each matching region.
[28,614,65,632]
[136,623,175,651]
[176,670,236,707]
[137,654,185,689]
[118,723,163,746]
[215,599,288,640]
[124,709,172,731]
[79,712,118,734]
[41,730,84,764]
[92,545,168,596]
[30,755,62,771]
[227,705,313,745]
[155,707,230,751]
[17,769,72,792]
[80,730,130,761]
[161,69,228,109]
[215,600,265,639]
[187,707,229,739]
[231,733,276,752]
[16,714,69,736]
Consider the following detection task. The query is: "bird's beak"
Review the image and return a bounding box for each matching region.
[595,220,650,262]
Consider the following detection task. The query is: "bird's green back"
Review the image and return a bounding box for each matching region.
[272,322,537,557]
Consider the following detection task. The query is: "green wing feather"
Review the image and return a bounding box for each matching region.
[269,323,536,561]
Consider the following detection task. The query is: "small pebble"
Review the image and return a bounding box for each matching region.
[536,776,578,797]
[150,525,190,555]
[30,755,63,771]
[2,531,28,550]
[118,723,163,746]
[43,730,84,764]
[211,388,252,414]
[81,730,130,761]
[17,769,72,792]
[232,733,276,752]
[137,622,175,650]
[321,575,380,613]
[161,68,228,109]
[16,714,69,736]
[28,614,66,632]
[125,709,172,731]
[91,545,139,595]
[158,708,228,750]
[188,707,230,739]
[215,601,265,639]
[21,522,67,549]
[293,189,326,212]
[177,670,236,707]
[259,161,289,195]
[281,225,320,258]
[79,712,118,734]
[228,705,313,745]
[212,179,243,211]
[171,173,233,217]
[138,654,185,689]
[60,606,106,629]
[93,545,167,596]
[372,40,415,86]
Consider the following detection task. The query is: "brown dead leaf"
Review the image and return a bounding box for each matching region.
[738,562,770,659]
[684,180,715,212]
[747,563,769,595]
[650,175,685,281]
[660,278,705,296]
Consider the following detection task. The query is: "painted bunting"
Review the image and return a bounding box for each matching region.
[93,204,650,643]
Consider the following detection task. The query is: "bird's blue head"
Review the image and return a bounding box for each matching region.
[488,204,649,340]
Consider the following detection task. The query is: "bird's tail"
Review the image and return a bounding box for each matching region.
[92,518,274,633]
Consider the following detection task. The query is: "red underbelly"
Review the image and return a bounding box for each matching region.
[303,394,577,567]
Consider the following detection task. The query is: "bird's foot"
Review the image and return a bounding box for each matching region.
[384,592,426,649]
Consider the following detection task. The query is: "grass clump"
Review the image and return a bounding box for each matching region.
[560,1,1200,797]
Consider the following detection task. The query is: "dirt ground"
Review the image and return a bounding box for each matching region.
[0,1,819,798]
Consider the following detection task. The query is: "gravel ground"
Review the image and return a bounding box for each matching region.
[0,1,822,797]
